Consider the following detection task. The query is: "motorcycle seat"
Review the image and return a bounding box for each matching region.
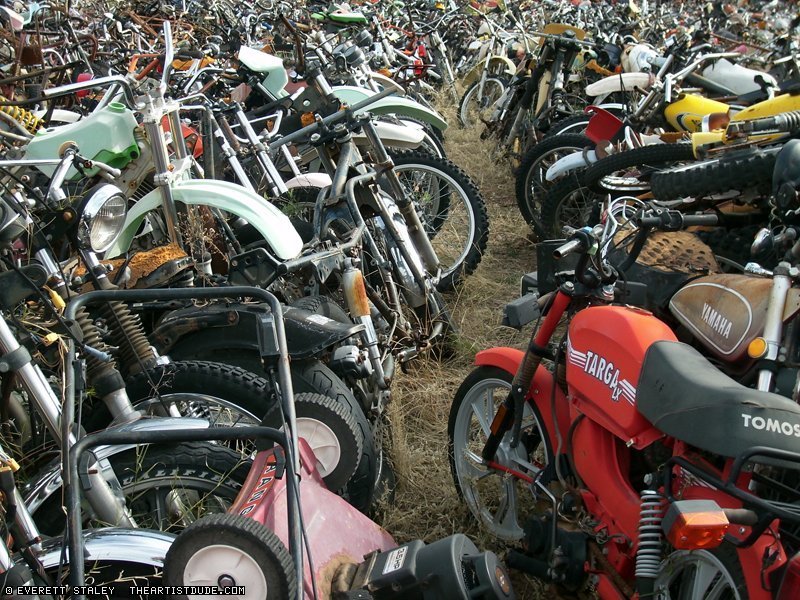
[636,341,800,459]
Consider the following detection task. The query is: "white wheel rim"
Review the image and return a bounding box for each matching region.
[294,417,342,478]
[183,544,267,599]
[452,377,547,541]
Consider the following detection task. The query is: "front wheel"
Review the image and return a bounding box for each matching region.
[390,152,489,291]
[448,366,553,541]
[458,77,507,128]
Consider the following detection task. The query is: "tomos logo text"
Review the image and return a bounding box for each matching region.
[742,413,800,438]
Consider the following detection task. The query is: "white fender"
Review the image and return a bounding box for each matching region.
[107,180,303,260]
[31,109,82,124]
[352,119,425,149]
[702,58,777,95]
[285,173,333,190]
[585,72,653,97]
[546,150,598,181]
[332,85,448,131]
[369,71,406,95]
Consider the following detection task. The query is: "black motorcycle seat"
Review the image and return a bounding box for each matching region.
[637,341,800,459]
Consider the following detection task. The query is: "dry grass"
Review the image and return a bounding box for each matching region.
[380,100,547,598]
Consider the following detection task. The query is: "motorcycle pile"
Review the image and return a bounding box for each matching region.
[0,0,797,598]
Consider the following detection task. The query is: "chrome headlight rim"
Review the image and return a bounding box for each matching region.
[76,183,128,255]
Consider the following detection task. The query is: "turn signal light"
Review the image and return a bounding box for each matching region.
[300,112,315,127]
[748,337,768,359]
[662,500,728,550]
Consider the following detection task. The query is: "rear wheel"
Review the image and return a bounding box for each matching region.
[458,77,507,128]
[540,174,602,237]
[164,513,295,600]
[653,545,747,600]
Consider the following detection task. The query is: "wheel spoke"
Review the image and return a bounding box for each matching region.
[471,393,493,437]
[690,560,721,599]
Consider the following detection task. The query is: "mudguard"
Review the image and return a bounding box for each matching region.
[585,72,653,98]
[462,56,516,87]
[38,528,175,569]
[546,149,598,180]
[151,302,364,360]
[285,172,332,189]
[353,118,426,149]
[106,179,303,260]
[332,85,448,131]
[23,417,208,514]
[702,58,778,96]
[474,348,570,449]
[369,71,406,95]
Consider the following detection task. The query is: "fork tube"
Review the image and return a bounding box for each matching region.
[757,266,792,391]
[143,117,182,247]
[232,108,288,196]
[482,290,571,461]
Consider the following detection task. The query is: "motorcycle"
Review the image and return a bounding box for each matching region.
[448,205,800,598]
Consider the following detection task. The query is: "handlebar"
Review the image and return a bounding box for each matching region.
[637,209,719,229]
[267,86,398,151]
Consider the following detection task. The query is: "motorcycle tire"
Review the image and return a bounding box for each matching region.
[164,513,295,599]
[124,359,378,513]
[397,116,446,159]
[649,147,778,201]
[514,133,592,237]
[540,173,603,237]
[33,441,250,536]
[583,143,695,194]
[390,152,489,291]
[448,366,553,541]
[543,113,592,137]
[458,77,507,128]
[653,544,747,599]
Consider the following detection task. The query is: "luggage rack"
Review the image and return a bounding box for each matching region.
[664,445,800,548]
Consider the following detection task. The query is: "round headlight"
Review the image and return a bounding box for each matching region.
[77,184,128,255]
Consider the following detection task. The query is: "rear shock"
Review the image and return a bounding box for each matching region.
[635,489,666,597]
[0,98,43,134]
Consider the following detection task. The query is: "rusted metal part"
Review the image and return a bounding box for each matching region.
[588,542,634,598]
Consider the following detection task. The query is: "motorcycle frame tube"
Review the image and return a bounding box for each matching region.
[63,287,301,599]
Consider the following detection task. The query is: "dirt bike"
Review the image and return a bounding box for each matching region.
[448,207,800,598]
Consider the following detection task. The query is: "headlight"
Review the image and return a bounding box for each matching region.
[76,184,128,255]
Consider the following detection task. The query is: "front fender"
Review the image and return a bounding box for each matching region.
[23,417,208,514]
[354,119,426,148]
[462,56,516,87]
[332,85,448,131]
[284,173,332,190]
[585,72,653,98]
[474,348,570,450]
[107,179,303,260]
[368,71,406,95]
[39,528,174,569]
[546,149,597,181]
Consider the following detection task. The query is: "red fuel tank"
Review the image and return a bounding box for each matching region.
[566,306,677,447]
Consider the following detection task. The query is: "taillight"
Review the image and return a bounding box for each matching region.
[777,552,800,600]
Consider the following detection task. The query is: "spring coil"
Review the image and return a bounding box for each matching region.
[775,110,800,133]
[634,490,666,581]
[100,301,156,375]
[0,97,43,134]
[75,307,116,380]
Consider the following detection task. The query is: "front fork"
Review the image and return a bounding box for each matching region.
[756,264,793,392]
[482,291,571,461]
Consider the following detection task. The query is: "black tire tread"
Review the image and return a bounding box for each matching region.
[583,143,695,193]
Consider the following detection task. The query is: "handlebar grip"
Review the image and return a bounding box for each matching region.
[553,238,582,259]
[176,50,206,60]
[681,214,719,226]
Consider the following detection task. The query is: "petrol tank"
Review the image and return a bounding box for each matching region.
[668,274,772,362]
[664,94,729,132]
[566,306,676,445]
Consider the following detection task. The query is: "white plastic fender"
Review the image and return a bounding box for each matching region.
[585,72,653,97]
[702,58,778,95]
[106,179,303,260]
[332,85,448,131]
[369,71,407,95]
[285,172,333,190]
[32,109,82,124]
[546,149,599,181]
[352,118,426,149]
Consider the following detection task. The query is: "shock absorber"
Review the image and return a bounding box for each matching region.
[0,97,43,134]
[74,308,138,423]
[635,489,665,598]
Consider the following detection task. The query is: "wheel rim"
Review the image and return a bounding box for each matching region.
[653,550,742,600]
[452,376,548,540]
[554,185,598,233]
[294,417,342,478]
[184,544,268,599]
[461,78,505,127]
[394,163,477,282]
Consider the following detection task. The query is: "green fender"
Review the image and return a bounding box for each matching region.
[462,56,516,87]
[332,85,448,131]
[106,179,303,260]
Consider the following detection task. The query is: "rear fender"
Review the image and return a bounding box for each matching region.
[353,118,425,149]
[332,85,448,131]
[38,529,175,570]
[368,71,406,94]
[107,179,303,260]
[284,173,332,190]
[474,348,571,450]
[585,72,653,98]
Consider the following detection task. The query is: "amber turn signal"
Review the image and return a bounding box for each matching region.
[300,112,315,127]
[663,500,729,550]
[747,337,768,359]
